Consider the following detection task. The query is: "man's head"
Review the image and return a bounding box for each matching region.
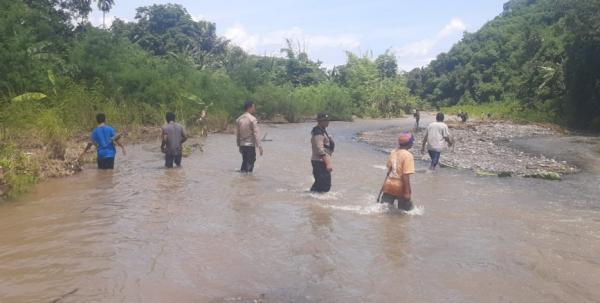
[397,132,414,149]
[316,113,330,128]
[166,112,176,123]
[436,112,445,122]
[96,113,106,124]
[244,100,256,114]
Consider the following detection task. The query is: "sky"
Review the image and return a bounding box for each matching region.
[89,0,507,71]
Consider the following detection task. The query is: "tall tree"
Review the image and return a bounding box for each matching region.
[96,0,114,28]
[375,51,398,79]
[129,4,228,68]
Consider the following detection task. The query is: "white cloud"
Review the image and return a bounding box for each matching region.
[191,14,206,22]
[393,18,467,71]
[224,23,260,52]
[224,23,360,59]
[439,18,467,38]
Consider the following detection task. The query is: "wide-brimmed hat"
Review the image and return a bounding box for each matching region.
[316,113,329,121]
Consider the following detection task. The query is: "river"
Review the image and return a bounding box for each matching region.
[1,118,599,303]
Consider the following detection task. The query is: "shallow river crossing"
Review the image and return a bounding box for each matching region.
[1,119,599,303]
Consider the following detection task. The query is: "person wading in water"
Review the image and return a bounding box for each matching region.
[236,100,263,173]
[161,112,187,168]
[379,132,415,211]
[413,109,420,129]
[421,112,453,170]
[78,113,126,169]
[310,113,335,193]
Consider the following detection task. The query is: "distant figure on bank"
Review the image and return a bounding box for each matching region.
[161,112,187,168]
[413,109,420,128]
[381,132,415,211]
[196,109,208,137]
[458,111,469,123]
[421,112,453,170]
[310,113,335,193]
[79,113,126,169]
[236,100,263,173]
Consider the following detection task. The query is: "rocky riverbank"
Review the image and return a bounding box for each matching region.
[357,119,580,178]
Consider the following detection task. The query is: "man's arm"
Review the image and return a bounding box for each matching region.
[181,126,188,144]
[235,120,241,149]
[401,174,411,200]
[161,128,168,153]
[443,126,453,146]
[78,142,94,161]
[444,135,453,146]
[114,137,126,156]
[251,119,263,156]
[314,134,332,171]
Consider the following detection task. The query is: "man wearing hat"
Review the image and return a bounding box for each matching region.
[236,100,263,173]
[310,113,335,192]
[380,132,415,211]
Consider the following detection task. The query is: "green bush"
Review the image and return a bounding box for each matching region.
[0,145,38,198]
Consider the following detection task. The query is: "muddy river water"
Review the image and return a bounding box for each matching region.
[1,118,599,303]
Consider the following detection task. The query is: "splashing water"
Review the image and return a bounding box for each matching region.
[403,205,425,216]
[313,194,425,216]
[305,191,343,201]
[319,202,424,216]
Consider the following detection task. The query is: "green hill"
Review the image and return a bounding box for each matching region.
[407,0,600,131]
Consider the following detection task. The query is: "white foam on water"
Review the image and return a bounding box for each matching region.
[403,205,425,216]
[320,203,390,215]
[372,165,387,170]
[317,193,425,216]
[305,191,342,201]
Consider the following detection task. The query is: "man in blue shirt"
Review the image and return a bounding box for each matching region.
[79,113,126,169]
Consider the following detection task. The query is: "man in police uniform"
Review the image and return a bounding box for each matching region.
[310,113,335,192]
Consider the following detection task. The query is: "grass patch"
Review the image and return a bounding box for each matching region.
[441,100,555,124]
[0,145,39,199]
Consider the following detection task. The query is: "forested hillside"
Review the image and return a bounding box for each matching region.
[407,0,600,131]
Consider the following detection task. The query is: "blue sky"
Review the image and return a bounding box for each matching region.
[89,0,507,71]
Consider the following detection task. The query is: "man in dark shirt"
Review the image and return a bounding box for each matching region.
[161,112,187,168]
[310,113,334,192]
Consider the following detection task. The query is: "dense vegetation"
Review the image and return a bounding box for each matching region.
[407,0,600,131]
[0,1,416,127]
[0,0,416,197]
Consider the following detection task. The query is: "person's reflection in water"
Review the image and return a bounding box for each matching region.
[156,168,186,198]
[230,174,262,235]
[302,205,336,283]
[307,205,333,234]
[93,169,117,191]
[381,216,411,268]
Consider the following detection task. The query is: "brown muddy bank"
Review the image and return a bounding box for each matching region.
[0,126,204,199]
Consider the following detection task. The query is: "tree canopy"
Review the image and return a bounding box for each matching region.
[408,0,600,130]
